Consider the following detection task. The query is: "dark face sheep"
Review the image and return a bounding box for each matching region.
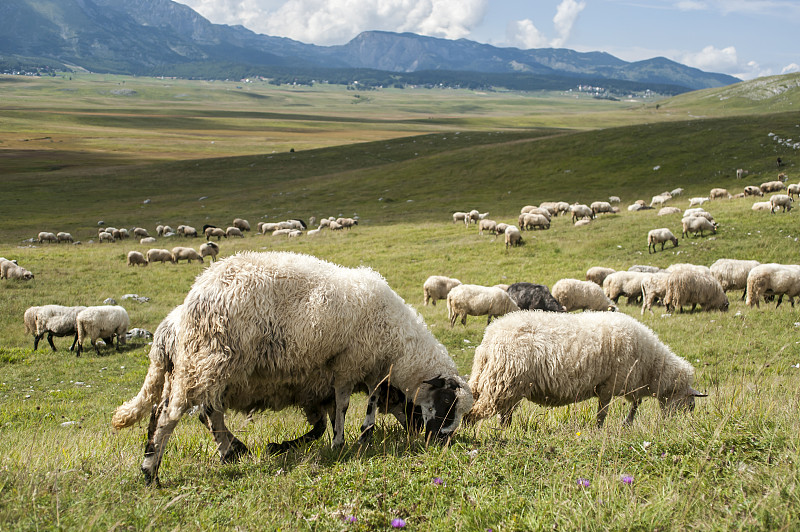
[507,282,566,312]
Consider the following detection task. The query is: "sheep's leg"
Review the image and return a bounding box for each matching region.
[44,333,58,352]
[331,386,352,448]
[141,397,188,487]
[623,398,641,426]
[358,389,380,446]
[499,409,514,428]
[776,295,783,308]
[69,333,78,351]
[33,333,44,351]
[198,407,249,463]
[596,390,613,428]
[93,339,101,356]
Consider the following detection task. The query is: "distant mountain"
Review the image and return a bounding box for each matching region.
[0,0,739,91]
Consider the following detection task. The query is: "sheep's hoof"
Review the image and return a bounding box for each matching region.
[142,468,160,488]
[222,439,249,463]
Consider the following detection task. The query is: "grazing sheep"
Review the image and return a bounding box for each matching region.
[647,228,679,253]
[127,251,148,267]
[574,219,591,227]
[629,265,662,273]
[205,227,227,240]
[650,193,671,207]
[133,227,150,239]
[199,242,219,262]
[681,216,716,238]
[590,201,614,215]
[423,275,462,306]
[520,213,550,231]
[506,282,565,312]
[608,196,621,203]
[787,183,800,199]
[585,266,616,287]
[272,228,294,236]
[709,188,732,200]
[466,311,705,428]
[671,188,684,196]
[118,252,473,485]
[337,217,358,229]
[261,222,280,233]
[751,201,772,212]
[453,212,469,225]
[171,247,204,264]
[570,204,593,222]
[746,264,800,308]
[75,305,130,356]
[146,248,175,264]
[710,259,760,299]
[140,237,156,244]
[603,271,650,305]
[664,270,729,313]
[307,228,321,236]
[551,279,617,312]
[686,210,715,222]
[505,226,523,248]
[640,272,671,314]
[770,194,793,213]
[447,284,519,326]
[156,225,165,237]
[27,305,86,351]
[688,197,710,207]
[658,207,681,216]
[182,225,198,238]
[37,231,57,243]
[478,219,497,235]
[226,227,244,238]
[539,202,558,216]
[760,181,786,193]
[744,185,764,197]
[117,228,129,240]
[56,232,74,243]
[520,205,537,214]
[233,218,251,232]
[495,223,510,235]
[665,263,712,275]
[1,261,34,280]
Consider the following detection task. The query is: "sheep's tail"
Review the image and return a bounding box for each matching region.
[111,357,167,429]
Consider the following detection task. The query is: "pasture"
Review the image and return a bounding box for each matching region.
[2,74,800,530]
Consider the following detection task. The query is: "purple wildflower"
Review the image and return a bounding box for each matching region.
[391,518,407,528]
[433,477,444,486]
[577,478,590,488]
[621,474,634,485]
[345,516,357,523]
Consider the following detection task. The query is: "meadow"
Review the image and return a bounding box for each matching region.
[1,73,800,530]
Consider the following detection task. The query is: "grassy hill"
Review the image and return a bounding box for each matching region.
[2,74,800,530]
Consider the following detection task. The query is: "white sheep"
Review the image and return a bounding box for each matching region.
[603,271,650,305]
[205,227,227,240]
[156,225,165,237]
[139,236,156,244]
[452,212,469,225]
[25,305,87,351]
[551,279,617,312]
[788,184,800,199]
[760,181,786,193]
[608,196,621,203]
[117,252,473,485]
[746,264,800,308]
[478,219,497,235]
[57,232,74,243]
[146,248,174,264]
[769,194,793,213]
[590,201,614,215]
[539,202,558,216]
[629,265,662,273]
[307,228,321,236]
[709,188,732,200]
[172,246,204,263]
[226,226,244,238]
[233,218,251,232]
[182,225,198,237]
[468,210,480,224]
[133,227,150,239]
[664,269,729,313]
[1,260,34,280]
[446,284,519,326]
[423,275,462,306]
[520,213,550,231]
[681,216,716,238]
[688,197,709,207]
[466,311,705,427]
[570,204,593,222]
[744,185,764,197]
[647,228,678,253]
[658,207,681,216]
[640,272,671,314]
[504,226,523,248]
[574,219,591,227]
[75,305,130,356]
[650,193,671,207]
[127,251,148,267]
[495,223,510,235]
[752,201,772,212]
[671,188,684,196]
[585,266,616,287]
[199,242,219,262]
[37,231,57,243]
[710,259,760,299]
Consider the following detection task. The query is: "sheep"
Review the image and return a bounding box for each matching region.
[520,205,538,214]
[127,251,148,267]
[788,184,800,199]
[329,221,344,231]
[317,219,330,230]
[736,169,745,179]
[671,188,684,196]
[56,232,74,243]
[603,271,650,305]
[288,230,302,237]
[710,259,760,300]
[272,228,294,236]
[478,219,497,235]
[570,204,593,222]
[182,225,198,238]
[504,226,523,248]
[75,305,130,356]
[551,279,617,312]
[307,228,321,236]
[162,225,174,236]
[172,247,204,264]
[640,272,671,314]
[538,202,558,216]
[117,228,129,240]
[574,219,591,227]
[688,197,710,206]
[709,188,732,200]
[590,201,614,215]
[681,216,716,238]
[744,185,764,197]
[260,222,280,233]
[647,228,678,253]
[506,282,565,312]
[665,263,712,275]
[116,252,474,485]
[26,305,86,351]
[770,194,793,213]
[199,242,219,262]
[452,212,469,225]
[336,217,358,229]
[752,201,772,212]
[658,207,681,216]
[233,218,251,232]
[495,223,509,235]
[629,265,662,273]
[760,181,786,193]
[140,237,156,244]
[468,210,480,224]
[156,225,165,237]
[447,284,519,326]
[608,196,621,203]
[226,227,244,238]
[746,264,800,308]
[555,202,570,216]
[650,193,671,207]
[423,275,462,306]
[520,213,550,231]
[147,248,175,264]
[664,270,729,313]
[585,266,616,287]
[1,260,34,280]
[466,311,705,428]
[205,227,227,240]
[133,227,150,239]
[37,231,57,243]
[686,210,715,222]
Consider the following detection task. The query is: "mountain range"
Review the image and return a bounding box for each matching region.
[0,0,740,92]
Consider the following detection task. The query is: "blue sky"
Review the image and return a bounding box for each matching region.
[175,0,799,80]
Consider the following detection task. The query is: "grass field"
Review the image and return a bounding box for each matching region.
[2,73,800,530]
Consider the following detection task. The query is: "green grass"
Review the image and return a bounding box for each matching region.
[2,73,800,530]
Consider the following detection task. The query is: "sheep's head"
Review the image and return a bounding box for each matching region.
[413,375,473,444]
[660,386,707,414]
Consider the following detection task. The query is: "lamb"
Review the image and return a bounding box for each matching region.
[688,197,710,207]
[37,231,57,243]
[146,248,175,264]
[199,242,219,262]
[307,228,321,236]
[446,284,520,326]
[647,228,678,253]
[205,227,227,240]
[752,201,772,212]
[744,185,764,197]
[551,279,617,312]
[603,271,650,305]
[226,227,244,238]
[75,305,130,356]
[746,264,800,308]
[710,259,760,299]
[56,232,74,243]
[272,228,294,236]
[760,181,786,193]
[681,216,716,238]
[671,188,684,196]
[127,251,148,267]
[478,219,497,235]
[658,207,681,216]
[133,227,150,239]
[26,305,87,351]
[570,204,593,222]
[664,270,729,313]
[640,272,671,314]
[1,260,34,280]
[506,282,565,312]
[466,311,705,428]
[171,247,204,264]
[585,266,616,287]
[590,201,614,215]
[423,275,462,306]
[139,237,156,244]
[504,226,523,248]
[115,252,473,485]
[233,218,251,232]
[769,194,793,213]
[709,188,732,200]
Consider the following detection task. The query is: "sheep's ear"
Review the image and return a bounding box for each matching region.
[423,376,445,389]
[689,387,708,398]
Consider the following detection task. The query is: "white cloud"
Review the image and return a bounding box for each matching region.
[782,63,800,74]
[507,0,586,49]
[177,0,488,45]
[679,45,738,71]
[551,0,587,47]
[675,1,707,10]
[507,19,549,49]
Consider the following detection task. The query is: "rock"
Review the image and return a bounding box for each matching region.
[103,298,117,305]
